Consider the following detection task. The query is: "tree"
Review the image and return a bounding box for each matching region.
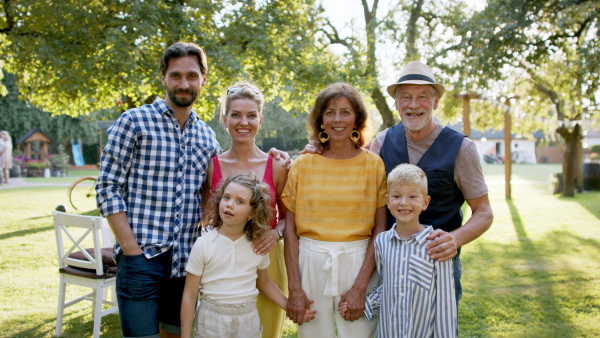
[318,0,470,129]
[449,0,599,196]
[0,0,342,118]
[0,72,106,156]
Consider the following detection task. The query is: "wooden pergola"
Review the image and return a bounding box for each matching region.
[454,94,519,199]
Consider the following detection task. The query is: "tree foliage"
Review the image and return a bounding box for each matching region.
[0,0,342,118]
[446,0,599,196]
[317,0,470,129]
[0,72,107,152]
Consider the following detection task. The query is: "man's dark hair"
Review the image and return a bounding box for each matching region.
[159,42,208,76]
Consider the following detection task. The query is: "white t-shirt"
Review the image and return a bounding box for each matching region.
[186,228,270,304]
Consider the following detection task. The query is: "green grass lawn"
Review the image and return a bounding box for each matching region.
[1,164,599,337]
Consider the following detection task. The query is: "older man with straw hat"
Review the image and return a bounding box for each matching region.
[370,61,493,304]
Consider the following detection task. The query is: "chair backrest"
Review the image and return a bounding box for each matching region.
[53,211,106,276]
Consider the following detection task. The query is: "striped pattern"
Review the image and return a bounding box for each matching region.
[281,152,387,242]
[365,225,457,337]
[96,97,221,277]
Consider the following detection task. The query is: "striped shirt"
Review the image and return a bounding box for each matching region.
[96,97,221,277]
[365,225,457,338]
[281,151,387,242]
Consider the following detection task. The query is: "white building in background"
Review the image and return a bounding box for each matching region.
[446,123,543,164]
[584,129,600,149]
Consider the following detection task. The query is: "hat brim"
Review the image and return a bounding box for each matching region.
[386,81,445,99]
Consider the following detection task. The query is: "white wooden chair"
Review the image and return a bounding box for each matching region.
[53,211,118,337]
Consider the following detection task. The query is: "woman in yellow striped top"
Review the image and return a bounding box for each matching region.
[282,83,387,337]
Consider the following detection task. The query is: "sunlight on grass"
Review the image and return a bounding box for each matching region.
[1,164,599,337]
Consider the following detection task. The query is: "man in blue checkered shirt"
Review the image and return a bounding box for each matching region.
[96,42,221,338]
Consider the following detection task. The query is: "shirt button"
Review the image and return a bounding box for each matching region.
[176,213,180,218]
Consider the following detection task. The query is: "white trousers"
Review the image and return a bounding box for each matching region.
[194,298,262,338]
[297,237,379,338]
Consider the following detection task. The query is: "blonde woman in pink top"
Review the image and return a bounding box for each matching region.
[201,82,289,338]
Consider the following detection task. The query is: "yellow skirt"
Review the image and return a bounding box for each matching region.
[256,240,288,338]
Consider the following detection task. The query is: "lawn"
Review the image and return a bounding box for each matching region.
[1,164,599,337]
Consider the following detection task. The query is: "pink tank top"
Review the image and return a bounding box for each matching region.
[211,154,278,229]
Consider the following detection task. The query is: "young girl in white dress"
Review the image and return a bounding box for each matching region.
[181,172,315,338]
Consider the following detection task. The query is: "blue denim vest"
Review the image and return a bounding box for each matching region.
[380,124,465,232]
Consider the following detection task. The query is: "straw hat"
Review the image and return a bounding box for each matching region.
[386,61,445,99]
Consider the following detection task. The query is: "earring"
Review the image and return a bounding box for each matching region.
[350,129,360,144]
[319,124,329,143]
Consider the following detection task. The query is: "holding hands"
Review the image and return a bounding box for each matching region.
[337,289,366,321]
[286,288,318,324]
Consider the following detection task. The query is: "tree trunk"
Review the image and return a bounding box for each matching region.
[371,87,397,129]
[557,124,582,197]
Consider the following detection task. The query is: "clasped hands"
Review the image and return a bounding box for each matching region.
[287,286,366,325]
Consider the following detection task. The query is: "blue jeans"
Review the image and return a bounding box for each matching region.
[116,250,185,338]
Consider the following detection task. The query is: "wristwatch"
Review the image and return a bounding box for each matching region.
[276,229,284,240]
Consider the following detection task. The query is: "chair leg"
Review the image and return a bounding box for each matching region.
[56,277,66,337]
[92,284,104,338]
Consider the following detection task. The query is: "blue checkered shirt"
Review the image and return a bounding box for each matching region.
[96,97,221,277]
[365,225,457,338]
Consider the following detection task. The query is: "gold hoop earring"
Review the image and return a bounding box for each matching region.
[319,124,329,143]
[350,129,360,144]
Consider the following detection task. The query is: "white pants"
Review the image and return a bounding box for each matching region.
[297,237,379,338]
[194,298,262,338]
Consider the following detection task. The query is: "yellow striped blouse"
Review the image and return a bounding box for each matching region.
[282,151,387,242]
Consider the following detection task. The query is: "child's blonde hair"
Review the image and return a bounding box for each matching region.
[387,164,428,197]
[207,172,273,241]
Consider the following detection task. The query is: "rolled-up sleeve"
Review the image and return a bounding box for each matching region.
[96,114,136,217]
[364,284,382,320]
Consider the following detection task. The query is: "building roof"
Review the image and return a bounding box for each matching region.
[445,122,544,139]
[16,128,54,144]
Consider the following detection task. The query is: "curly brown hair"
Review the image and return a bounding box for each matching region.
[206,172,273,241]
[306,83,371,149]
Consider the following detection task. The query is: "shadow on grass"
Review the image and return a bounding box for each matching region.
[0,226,54,241]
[460,199,585,337]
[558,191,600,221]
[8,310,121,338]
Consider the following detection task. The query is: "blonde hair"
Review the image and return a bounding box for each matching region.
[306,83,371,149]
[387,164,428,196]
[1,131,11,143]
[219,81,265,128]
[206,172,273,241]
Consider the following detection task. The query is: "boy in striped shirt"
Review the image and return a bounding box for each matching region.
[340,164,457,337]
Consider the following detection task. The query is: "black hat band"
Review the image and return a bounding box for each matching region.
[397,74,434,83]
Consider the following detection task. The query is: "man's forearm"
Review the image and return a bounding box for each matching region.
[106,212,142,255]
[455,194,493,248]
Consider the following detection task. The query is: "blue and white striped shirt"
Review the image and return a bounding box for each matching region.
[96,97,221,277]
[365,225,457,338]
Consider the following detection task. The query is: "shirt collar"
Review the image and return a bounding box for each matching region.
[389,224,433,244]
[152,97,199,123]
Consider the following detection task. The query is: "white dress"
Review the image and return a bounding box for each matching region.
[0,138,11,168]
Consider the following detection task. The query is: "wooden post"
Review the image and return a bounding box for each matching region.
[501,96,520,199]
[463,97,471,138]
[504,99,512,199]
[454,93,481,138]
